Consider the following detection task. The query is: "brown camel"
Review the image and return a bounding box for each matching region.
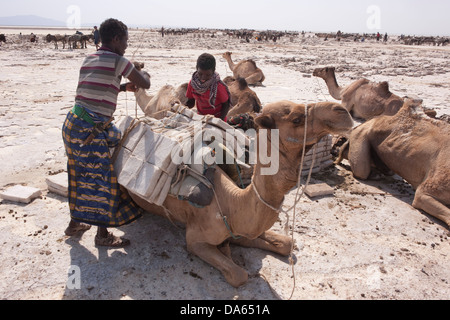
[222,52,265,86]
[126,100,353,287]
[313,66,404,120]
[223,76,262,117]
[131,61,188,118]
[344,98,450,228]
[134,83,188,118]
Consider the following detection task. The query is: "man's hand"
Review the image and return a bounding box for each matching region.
[125,82,138,92]
[120,82,138,92]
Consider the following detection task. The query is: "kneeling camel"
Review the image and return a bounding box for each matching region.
[345,99,450,228]
[127,101,353,287]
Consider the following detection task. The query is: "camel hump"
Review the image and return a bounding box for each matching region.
[313,66,335,77]
[246,59,258,68]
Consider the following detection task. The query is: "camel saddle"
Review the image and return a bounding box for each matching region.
[113,105,251,208]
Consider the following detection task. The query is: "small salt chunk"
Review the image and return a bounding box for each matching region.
[304,183,334,198]
[0,185,42,203]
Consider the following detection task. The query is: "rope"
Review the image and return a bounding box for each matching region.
[248,104,317,300]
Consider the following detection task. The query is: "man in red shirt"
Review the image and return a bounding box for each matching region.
[186,53,230,120]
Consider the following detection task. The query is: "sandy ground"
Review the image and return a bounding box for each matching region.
[0,28,449,301]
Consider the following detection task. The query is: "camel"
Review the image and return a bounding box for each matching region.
[222,52,265,86]
[223,76,262,117]
[313,66,405,120]
[130,61,189,118]
[342,98,450,228]
[134,83,188,118]
[126,100,354,287]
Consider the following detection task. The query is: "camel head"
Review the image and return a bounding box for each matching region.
[312,66,336,79]
[399,97,427,117]
[253,101,352,184]
[255,101,353,153]
[222,51,232,59]
[132,61,144,71]
[174,83,189,106]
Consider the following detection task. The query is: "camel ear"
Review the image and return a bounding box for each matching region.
[255,114,276,129]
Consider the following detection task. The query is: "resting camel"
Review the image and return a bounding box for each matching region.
[222,52,265,86]
[126,100,354,287]
[223,76,262,117]
[134,83,188,118]
[343,98,450,228]
[313,66,404,120]
[130,61,189,117]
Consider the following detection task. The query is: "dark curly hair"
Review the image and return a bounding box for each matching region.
[99,18,128,44]
[196,53,216,71]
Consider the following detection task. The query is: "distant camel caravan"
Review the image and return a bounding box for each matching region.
[222,52,265,86]
[127,100,353,287]
[337,99,450,228]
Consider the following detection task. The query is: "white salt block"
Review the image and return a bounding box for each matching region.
[304,183,334,198]
[0,185,42,203]
[45,172,68,197]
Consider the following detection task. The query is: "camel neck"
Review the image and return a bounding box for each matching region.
[324,73,342,100]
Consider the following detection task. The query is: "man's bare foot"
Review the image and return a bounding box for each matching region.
[95,232,130,247]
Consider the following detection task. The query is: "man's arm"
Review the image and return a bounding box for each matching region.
[220,101,230,120]
[127,68,151,90]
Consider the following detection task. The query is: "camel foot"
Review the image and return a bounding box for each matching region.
[224,267,248,288]
[187,240,249,287]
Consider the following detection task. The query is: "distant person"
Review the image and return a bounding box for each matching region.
[62,18,150,247]
[384,33,388,42]
[93,26,100,50]
[376,32,380,41]
[186,53,231,120]
[161,26,165,37]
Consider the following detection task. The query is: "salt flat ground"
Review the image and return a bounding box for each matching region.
[0,28,449,300]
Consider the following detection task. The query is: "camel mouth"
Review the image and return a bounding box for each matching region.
[323,120,353,136]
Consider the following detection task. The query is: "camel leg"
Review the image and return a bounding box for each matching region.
[230,230,292,256]
[348,128,372,179]
[412,189,450,228]
[187,241,248,288]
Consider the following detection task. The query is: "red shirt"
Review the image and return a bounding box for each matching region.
[186,81,229,118]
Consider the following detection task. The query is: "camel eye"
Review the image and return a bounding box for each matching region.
[293,116,304,125]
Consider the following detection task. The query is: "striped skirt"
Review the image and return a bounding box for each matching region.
[62,108,142,227]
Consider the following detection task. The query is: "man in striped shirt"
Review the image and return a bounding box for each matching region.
[62,18,150,247]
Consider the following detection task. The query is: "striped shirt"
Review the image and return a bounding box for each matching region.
[75,47,134,117]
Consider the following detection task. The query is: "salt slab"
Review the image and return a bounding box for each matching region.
[304,183,335,198]
[45,172,68,197]
[0,185,42,203]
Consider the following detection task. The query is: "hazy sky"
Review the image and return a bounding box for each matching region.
[2,0,450,36]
